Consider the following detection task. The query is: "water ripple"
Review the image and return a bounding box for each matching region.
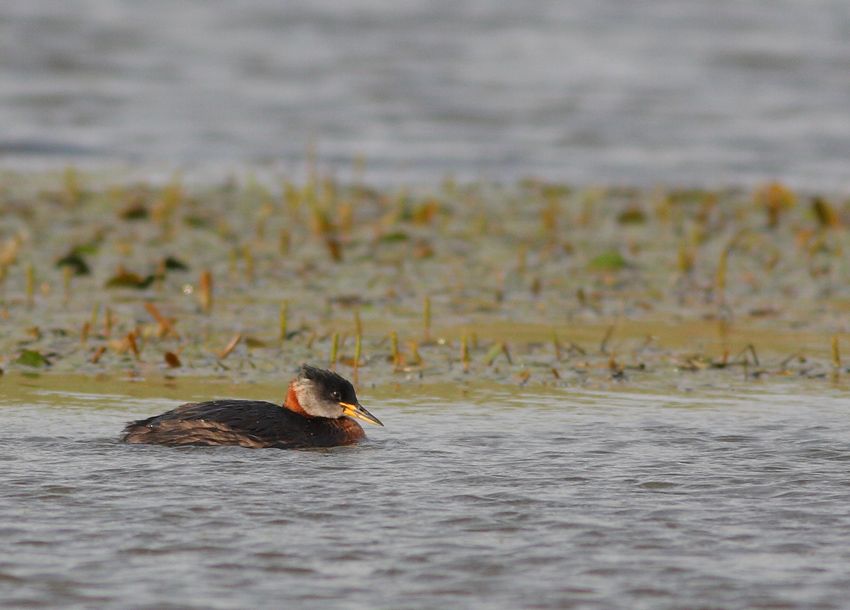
[1,388,850,608]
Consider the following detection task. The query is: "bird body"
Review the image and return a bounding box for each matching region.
[121,365,381,449]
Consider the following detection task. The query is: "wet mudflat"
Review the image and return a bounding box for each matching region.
[1,377,849,609]
[0,173,848,387]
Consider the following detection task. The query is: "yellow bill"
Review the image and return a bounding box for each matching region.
[340,401,384,426]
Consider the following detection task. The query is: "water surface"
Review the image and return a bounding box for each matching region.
[2,378,849,608]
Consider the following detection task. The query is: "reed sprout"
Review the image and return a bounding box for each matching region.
[330,332,339,368]
[832,336,841,369]
[218,334,241,360]
[279,301,289,341]
[390,331,401,370]
[423,296,431,342]
[461,333,470,372]
[25,264,35,307]
[199,270,213,313]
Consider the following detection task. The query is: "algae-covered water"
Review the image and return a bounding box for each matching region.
[2,375,850,609]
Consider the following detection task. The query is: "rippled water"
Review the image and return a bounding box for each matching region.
[2,1,850,187]
[2,381,850,608]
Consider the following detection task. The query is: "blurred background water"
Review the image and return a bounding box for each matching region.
[1,0,849,187]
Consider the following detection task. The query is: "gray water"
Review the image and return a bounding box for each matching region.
[2,384,850,609]
[2,1,850,188]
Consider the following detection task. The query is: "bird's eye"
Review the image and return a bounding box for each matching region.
[331,391,341,400]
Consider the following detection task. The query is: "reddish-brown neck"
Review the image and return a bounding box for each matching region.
[283,384,311,417]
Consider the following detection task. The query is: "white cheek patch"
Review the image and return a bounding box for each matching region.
[293,378,340,418]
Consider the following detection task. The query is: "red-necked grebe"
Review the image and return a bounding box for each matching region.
[122,365,382,448]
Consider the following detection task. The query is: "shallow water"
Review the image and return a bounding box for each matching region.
[2,1,850,188]
[2,378,850,609]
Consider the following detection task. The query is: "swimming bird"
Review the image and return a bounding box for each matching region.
[122,365,382,448]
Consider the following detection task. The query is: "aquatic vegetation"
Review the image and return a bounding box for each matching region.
[55,248,91,276]
[588,250,629,271]
[14,349,50,368]
[754,181,796,229]
[0,170,848,390]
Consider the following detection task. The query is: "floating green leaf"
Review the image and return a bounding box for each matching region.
[163,256,189,271]
[617,206,647,224]
[56,251,91,276]
[105,269,155,289]
[120,203,149,220]
[588,250,629,271]
[15,349,50,368]
[379,231,409,243]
